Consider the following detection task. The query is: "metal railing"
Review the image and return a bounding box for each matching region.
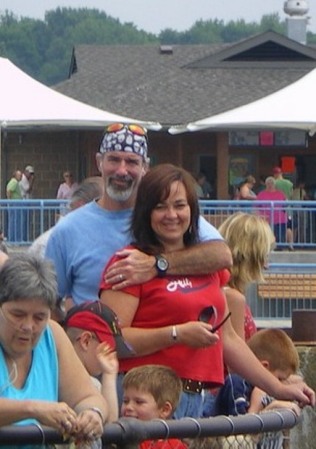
[247,263,316,327]
[0,410,300,448]
[1,199,315,324]
[0,199,68,246]
[1,199,315,248]
[201,199,316,250]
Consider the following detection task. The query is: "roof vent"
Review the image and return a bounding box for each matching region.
[159,45,173,55]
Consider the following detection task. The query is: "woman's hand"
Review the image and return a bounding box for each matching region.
[176,321,220,348]
[28,400,77,435]
[274,382,315,408]
[74,408,104,441]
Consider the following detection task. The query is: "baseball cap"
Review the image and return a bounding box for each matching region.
[272,166,282,174]
[25,165,35,173]
[63,301,135,359]
[99,123,148,160]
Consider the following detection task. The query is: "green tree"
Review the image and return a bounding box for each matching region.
[0,7,314,85]
[259,13,286,33]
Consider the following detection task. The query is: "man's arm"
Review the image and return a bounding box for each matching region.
[104,214,232,289]
[45,230,69,300]
[104,240,232,290]
[165,240,232,275]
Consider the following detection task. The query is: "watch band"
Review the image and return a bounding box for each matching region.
[155,254,169,278]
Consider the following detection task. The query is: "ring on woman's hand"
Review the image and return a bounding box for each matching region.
[89,431,96,439]
[119,274,124,281]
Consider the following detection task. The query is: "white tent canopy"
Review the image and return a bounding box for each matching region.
[169,68,316,135]
[0,57,160,130]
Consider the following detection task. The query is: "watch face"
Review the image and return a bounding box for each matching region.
[157,257,168,271]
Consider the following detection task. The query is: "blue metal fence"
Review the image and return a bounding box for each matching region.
[201,200,316,250]
[1,199,315,248]
[0,199,67,246]
[247,262,316,327]
[1,199,315,324]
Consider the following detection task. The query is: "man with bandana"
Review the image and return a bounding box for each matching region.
[45,124,232,308]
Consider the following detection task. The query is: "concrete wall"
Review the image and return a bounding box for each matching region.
[290,346,316,448]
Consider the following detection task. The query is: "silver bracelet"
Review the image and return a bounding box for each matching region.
[172,325,177,341]
[86,407,105,423]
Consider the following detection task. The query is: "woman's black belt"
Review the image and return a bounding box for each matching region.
[120,373,210,395]
[181,378,205,394]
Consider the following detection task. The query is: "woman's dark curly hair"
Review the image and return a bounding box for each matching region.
[131,164,200,254]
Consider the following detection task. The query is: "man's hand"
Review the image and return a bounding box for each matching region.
[104,248,156,290]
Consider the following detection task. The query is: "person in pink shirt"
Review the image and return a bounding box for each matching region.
[56,170,79,200]
[56,170,79,216]
[257,176,287,247]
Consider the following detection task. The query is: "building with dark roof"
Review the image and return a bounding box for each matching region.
[52,31,316,199]
[4,31,316,200]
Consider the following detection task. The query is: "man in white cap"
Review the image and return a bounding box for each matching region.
[20,165,35,199]
[19,165,35,241]
[45,123,232,308]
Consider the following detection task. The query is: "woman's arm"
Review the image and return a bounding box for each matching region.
[52,320,109,439]
[224,288,246,340]
[100,290,219,355]
[239,185,257,200]
[222,312,315,407]
[0,321,107,434]
[104,240,232,290]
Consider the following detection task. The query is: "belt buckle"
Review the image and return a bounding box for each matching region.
[182,378,203,394]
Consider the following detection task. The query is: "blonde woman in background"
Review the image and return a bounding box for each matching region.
[218,212,275,340]
[202,212,276,417]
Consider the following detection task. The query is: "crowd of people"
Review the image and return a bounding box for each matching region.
[232,167,312,249]
[4,166,80,244]
[0,123,315,449]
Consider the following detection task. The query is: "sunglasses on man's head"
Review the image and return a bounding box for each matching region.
[105,123,147,139]
[198,306,231,333]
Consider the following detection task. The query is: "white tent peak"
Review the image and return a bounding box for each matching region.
[0,58,161,130]
[169,68,316,135]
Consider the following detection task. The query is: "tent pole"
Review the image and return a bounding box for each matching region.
[0,126,2,198]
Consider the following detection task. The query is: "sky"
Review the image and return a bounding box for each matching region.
[1,0,316,34]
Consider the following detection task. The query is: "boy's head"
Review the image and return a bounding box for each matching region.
[63,301,133,375]
[122,364,182,420]
[247,329,299,381]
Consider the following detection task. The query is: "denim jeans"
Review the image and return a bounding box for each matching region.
[173,390,204,419]
[201,390,217,417]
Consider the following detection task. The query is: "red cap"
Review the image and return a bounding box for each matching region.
[64,301,135,358]
[273,166,282,174]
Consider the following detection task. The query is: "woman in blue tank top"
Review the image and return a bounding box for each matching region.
[0,253,108,447]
